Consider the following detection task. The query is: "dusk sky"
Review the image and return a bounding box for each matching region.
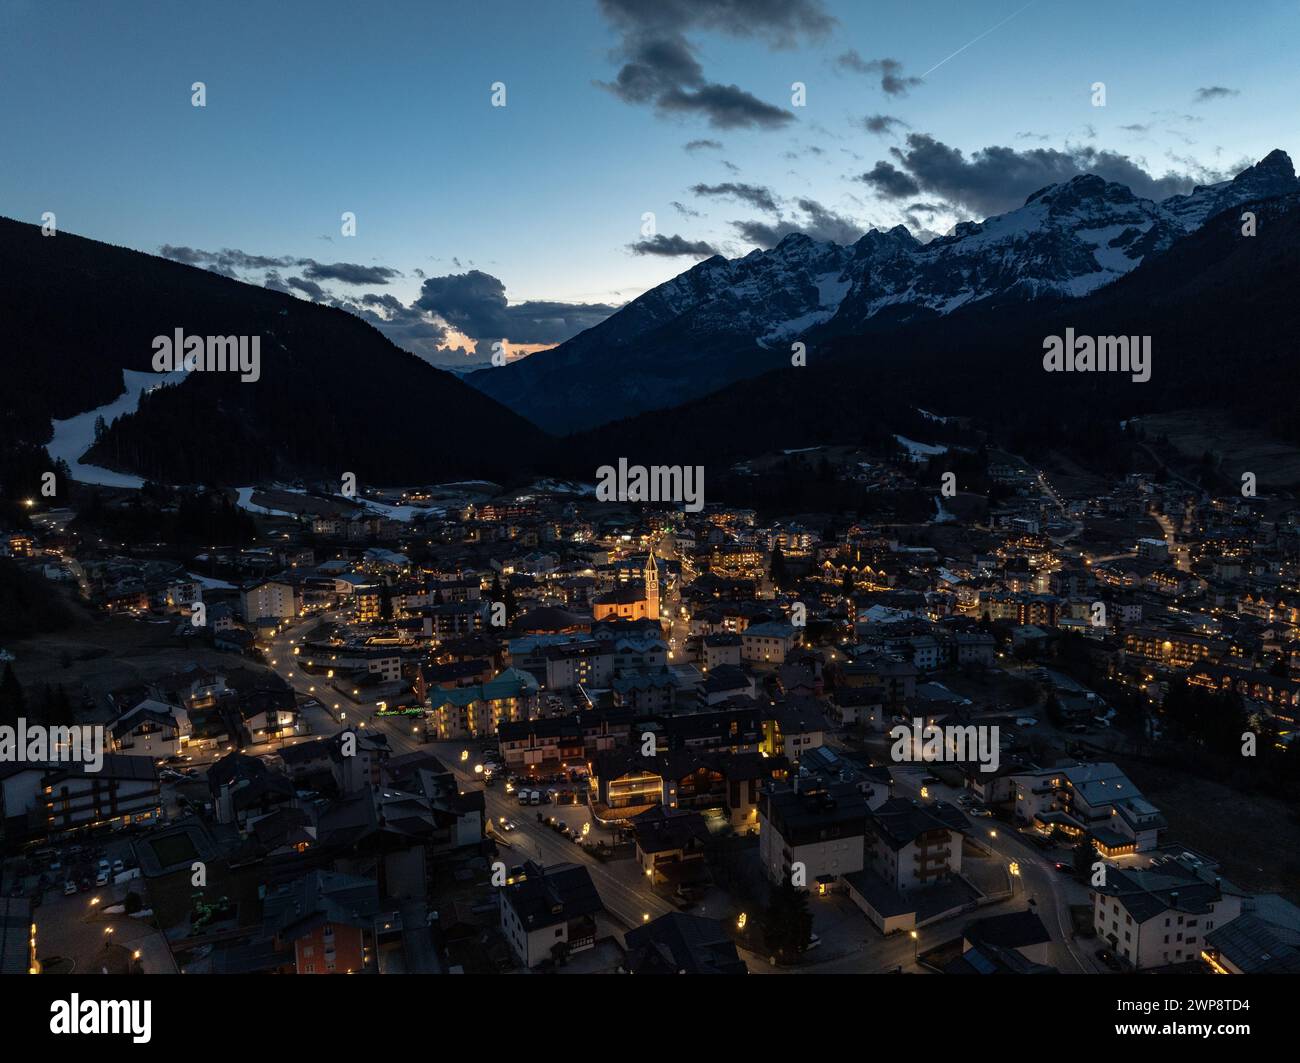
[2,0,1294,366]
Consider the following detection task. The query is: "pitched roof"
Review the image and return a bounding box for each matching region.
[623,913,746,975]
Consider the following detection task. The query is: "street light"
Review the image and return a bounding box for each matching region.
[910,929,918,961]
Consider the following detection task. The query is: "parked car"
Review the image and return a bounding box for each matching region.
[1095,947,1123,972]
[63,881,77,896]
[95,869,110,887]
[112,859,124,875]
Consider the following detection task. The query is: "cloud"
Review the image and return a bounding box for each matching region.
[286,276,327,301]
[343,292,451,360]
[656,82,795,129]
[301,261,402,285]
[598,0,835,45]
[595,0,832,129]
[691,181,780,213]
[684,138,723,152]
[263,271,292,294]
[732,196,863,248]
[413,270,617,348]
[671,200,703,217]
[159,245,400,286]
[1194,85,1239,103]
[863,133,1213,215]
[1119,123,1150,133]
[158,242,613,365]
[835,51,921,95]
[628,233,721,257]
[160,245,296,272]
[857,160,921,198]
[862,113,908,136]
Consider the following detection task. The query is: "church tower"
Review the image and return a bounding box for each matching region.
[644,551,659,621]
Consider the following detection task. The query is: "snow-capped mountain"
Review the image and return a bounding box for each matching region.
[470,150,1297,434]
[829,148,1298,330]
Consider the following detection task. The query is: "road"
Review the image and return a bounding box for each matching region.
[1150,509,1192,572]
[918,778,1094,974]
[264,614,673,931]
[436,750,677,931]
[265,615,1099,965]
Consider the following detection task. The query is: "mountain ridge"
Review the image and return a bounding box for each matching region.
[0,216,554,488]
[469,150,1299,434]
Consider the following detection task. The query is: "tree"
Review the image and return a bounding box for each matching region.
[761,878,813,963]
[0,662,24,726]
[770,546,788,590]
[1073,832,1095,879]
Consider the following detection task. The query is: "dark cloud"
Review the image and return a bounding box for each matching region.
[596,0,832,129]
[862,113,908,135]
[301,261,402,285]
[857,160,921,198]
[598,0,834,45]
[654,82,796,130]
[835,51,921,95]
[160,245,296,272]
[1015,132,1050,141]
[348,292,451,361]
[684,138,723,152]
[732,196,863,248]
[864,133,1210,215]
[670,200,703,218]
[413,270,617,347]
[691,181,780,212]
[159,242,612,365]
[159,245,399,286]
[1119,123,1150,133]
[628,233,721,257]
[1194,85,1239,103]
[286,276,327,301]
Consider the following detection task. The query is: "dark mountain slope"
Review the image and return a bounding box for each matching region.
[0,217,552,485]
[560,193,1300,478]
[473,151,1298,435]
